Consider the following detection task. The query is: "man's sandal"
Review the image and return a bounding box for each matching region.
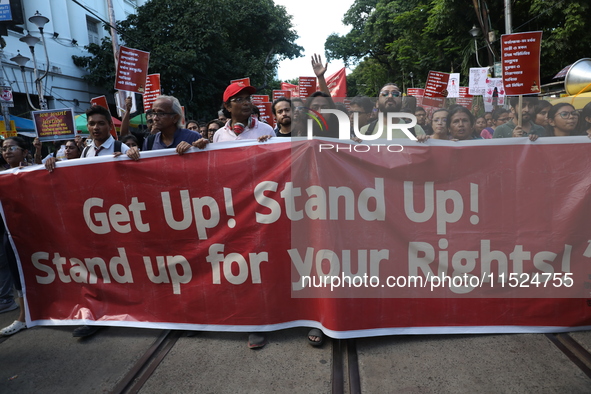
[307,329,324,347]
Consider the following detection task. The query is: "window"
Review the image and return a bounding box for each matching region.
[86,16,100,45]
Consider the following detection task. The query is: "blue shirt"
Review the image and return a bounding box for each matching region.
[143,128,202,150]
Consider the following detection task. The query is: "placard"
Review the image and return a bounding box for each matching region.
[422,71,450,108]
[32,108,76,141]
[299,77,317,98]
[501,31,543,96]
[114,46,150,94]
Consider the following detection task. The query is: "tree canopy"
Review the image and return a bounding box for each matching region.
[326,0,591,96]
[73,0,302,119]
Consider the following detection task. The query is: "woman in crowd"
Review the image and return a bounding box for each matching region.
[577,102,591,136]
[121,135,140,149]
[448,106,482,140]
[480,108,511,139]
[473,116,487,137]
[44,139,82,172]
[416,108,449,143]
[0,137,30,335]
[547,103,579,136]
[533,100,552,128]
[430,108,450,140]
[206,119,225,143]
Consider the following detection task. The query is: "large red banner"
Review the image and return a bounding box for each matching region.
[2,138,591,337]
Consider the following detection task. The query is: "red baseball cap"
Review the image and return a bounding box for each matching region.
[223,82,256,102]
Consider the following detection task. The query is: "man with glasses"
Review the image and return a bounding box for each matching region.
[359,83,425,138]
[141,95,208,153]
[213,82,274,143]
[493,96,546,140]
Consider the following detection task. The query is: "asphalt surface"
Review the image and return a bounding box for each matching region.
[1,307,590,393]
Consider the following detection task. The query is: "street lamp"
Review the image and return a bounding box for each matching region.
[409,72,414,88]
[17,10,51,110]
[10,51,41,111]
[469,25,483,68]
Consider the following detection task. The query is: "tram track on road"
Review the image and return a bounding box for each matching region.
[547,333,591,379]
[111,329,181,394]
[332,339,361,394]
[109,331,591,393]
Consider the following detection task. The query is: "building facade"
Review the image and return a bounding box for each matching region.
[0,0,147,119]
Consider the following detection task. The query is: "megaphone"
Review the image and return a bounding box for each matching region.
[565,58,591,96]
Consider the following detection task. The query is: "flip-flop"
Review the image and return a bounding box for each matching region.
[307,328,324,347]
[248,333,267,349]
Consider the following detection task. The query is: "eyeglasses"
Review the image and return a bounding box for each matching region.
[152,112,177,118]
[556,111,579,119]
[230,96,252,103]
[497,117,510,122]
[379,90,401,98]
[294,106,305,111]
[207,128,218,132]
[1,146,22,153]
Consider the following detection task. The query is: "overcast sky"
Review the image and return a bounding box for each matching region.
[274,0,356,81]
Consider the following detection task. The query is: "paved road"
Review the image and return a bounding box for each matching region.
[1,308,590,393]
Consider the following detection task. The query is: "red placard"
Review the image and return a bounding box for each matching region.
[230,77,251,86]
[90,96,118,139]
[422,71,450,108]
[32,108,76,141]
[501,31,543,95]
[254,102,273,126]
[143,74,161,112]
[456,87,474,109]
[326,67,347,102]
[114,46,150,94]
[407,88,425,107]
[299,77,317,98]
[2,139,591,336]
[251,95,269,104]
[272,90,291,101]
[281,82,300,98]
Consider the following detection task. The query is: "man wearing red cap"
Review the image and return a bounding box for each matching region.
[213,82,274,143]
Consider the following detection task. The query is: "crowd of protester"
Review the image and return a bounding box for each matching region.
[1,54,591,348]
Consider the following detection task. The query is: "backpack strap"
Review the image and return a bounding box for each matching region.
[82,145,91,158]
[114,140,122,153]
[146,134,156,150]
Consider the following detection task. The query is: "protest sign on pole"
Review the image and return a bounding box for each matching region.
[143,74,161,112]
[230,77,251,87]
[456,87,474,110]
[501,31,543,96]
[254,102,273,126]
[281,82,300,98]
[114,46,150,94]
[272,90,291,101]
[407,88,425,107]
[251,95,269,103]
[469,68,490,96]
[33,109,76,141]
[422,71,450,108]
[298,77,317,98]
